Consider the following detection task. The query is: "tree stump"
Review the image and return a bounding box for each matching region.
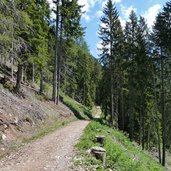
[91,147,106,167]
[96,135,106,146]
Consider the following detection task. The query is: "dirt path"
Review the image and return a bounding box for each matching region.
[0,120,89,171]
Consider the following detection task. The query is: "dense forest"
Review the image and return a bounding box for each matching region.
[0,0,171,167]
[0,0,102,108]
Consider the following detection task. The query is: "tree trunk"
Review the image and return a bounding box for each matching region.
[153,71,161,164]
[40,70,44,94]
[56,0,64,105]
[11,21,14,80]
[157,118,162,164]
[141,91,145,150]
[147,117,152,150]
[15,64,23,92]
[21,66,24,82]
[24,65,27,82]
[32,63,35,83]
[139,109,142,146]
[11,56,14,80]
[52,0,59,103]
[83,76,86,105]
[111,73,114,126]
[121,87,124,130]
[161,48,166,166]
[129,76,134,141]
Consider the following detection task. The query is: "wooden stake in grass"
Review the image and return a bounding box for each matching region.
[91,147,106,167]
[96,135,106,146]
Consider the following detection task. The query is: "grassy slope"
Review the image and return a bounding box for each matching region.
[62,94,93,120]
[75,120,164,171]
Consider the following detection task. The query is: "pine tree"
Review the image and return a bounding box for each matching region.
[99,0,123,127]
[152,1,171,166]
[124,10,140,140]
[53,0,83,104]
[12,0,33,92]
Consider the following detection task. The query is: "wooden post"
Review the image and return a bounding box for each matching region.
[96,135,106,146]
[91,147,106,167]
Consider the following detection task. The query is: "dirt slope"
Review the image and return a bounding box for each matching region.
[0,120,89,171]
[0,83,76,156]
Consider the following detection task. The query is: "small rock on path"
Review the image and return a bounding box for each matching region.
[0,120,89,171]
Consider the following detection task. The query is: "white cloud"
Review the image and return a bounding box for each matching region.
[119,16,126,28]
[142,4,161,28]
[47,0,96,21]
[96,41,103,56]
[79,0,122,21]
[47,0,122,22]
[47,0,55,9]
[121,5,137,19]
[96,10,103,18]
[83,14,91,21]
[78,0,99,21]
[96,40,110,55]
[96,41,102,50]
[47,0,55,19]
[78,0,90,12]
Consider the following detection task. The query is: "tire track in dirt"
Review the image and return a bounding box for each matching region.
[0,120,89,171]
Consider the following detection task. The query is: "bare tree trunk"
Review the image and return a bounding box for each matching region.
[32,63,35,83]
[11,20,14,80]
[21,66,24,82]
[83,76,86,105]
[157,118,162,164]
[52,0,59,103]
[24,65,27,82]
[153,70,161,164]
[114,87,119,129]
[114,77,119,129]
[141,91,145,150]
[121,86,124,130]
[129,76,134,141]
[15,64,23,92]
[147,117,152,150]
[56,0,63,105]
[40,69,43,94]
[161,48,166,166]
[111,73,114,126]
[11,56,14,80]
[139,109,142,146]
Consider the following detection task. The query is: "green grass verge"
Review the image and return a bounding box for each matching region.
[75,120,164,171]
[22,118,76,144]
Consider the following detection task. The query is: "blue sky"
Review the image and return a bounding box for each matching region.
[48,0,168,58]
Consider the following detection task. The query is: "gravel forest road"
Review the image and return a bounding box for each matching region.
[0,120,89,171]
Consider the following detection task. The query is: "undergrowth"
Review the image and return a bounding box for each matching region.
[75,120,164,171]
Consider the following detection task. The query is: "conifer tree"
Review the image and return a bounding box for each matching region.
[124,10,139,140]
[53,0,83,104]
[152,1,171,166]
[98,0,123,127]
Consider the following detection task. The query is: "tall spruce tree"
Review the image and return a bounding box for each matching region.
[152,1,171,166]
[124,10,139,140]
[98,0,123,127]
[53,0,83,104]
